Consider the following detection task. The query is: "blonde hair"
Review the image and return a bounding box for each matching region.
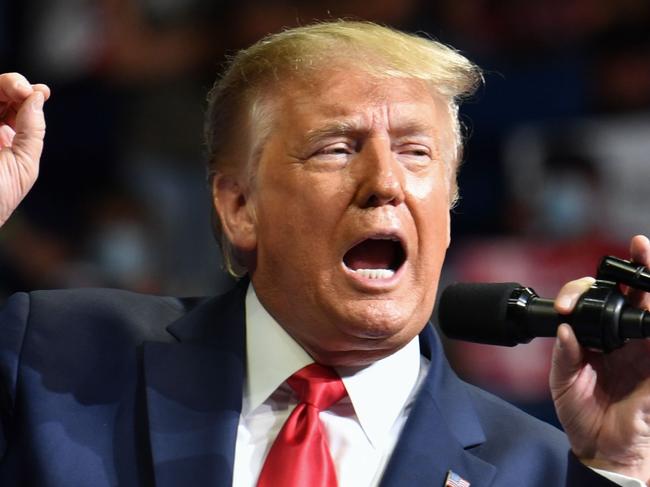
[205,20,482,277]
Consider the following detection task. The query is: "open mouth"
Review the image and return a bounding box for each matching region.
[342,236,406,279]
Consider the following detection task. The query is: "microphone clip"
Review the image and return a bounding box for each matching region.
[563,256,650,352]
[570,280,627,352]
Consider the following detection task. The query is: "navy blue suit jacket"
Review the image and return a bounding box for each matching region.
[0,282,614,486]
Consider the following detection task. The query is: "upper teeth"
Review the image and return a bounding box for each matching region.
[354,269,395,279]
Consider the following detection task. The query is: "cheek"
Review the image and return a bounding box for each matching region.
[255,173,345,252]
[408,173,451,253]
[407,168,451,216]
[406,157,450,197]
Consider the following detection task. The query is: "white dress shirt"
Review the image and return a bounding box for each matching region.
[232,285,427,487]
[231,284,641,487]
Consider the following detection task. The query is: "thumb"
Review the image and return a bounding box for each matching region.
[550,323,584,396]
[11,90,46,168]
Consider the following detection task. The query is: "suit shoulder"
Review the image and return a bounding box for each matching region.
[27,287,201,313]
[22,287,206,342]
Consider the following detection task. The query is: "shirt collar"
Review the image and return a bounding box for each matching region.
[243,283,422,447]
[243,284,313,416]
[336,337,421,447]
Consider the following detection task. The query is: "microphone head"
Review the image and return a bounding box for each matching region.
[438,282,523,346]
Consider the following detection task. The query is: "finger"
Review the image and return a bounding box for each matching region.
[31,83,51,101]
[11,91,46,167]
[550,323,585,394]
[627,235,650,309]
[0,124,15,148]
[1,84,49,124]
[0,74,35,126]
[0,104,18,127]
[554,276,596,314]
[0,73,33,103]
[630,235,650,266]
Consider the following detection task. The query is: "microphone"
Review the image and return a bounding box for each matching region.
[438,280,650,352]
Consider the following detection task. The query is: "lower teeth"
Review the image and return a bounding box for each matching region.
[354,269,395,279]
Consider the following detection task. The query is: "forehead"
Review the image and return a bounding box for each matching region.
[271,69,449,133]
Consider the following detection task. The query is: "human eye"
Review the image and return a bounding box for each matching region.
[397,144,433,168]
[311,142,354,161]
[402,146,430,157]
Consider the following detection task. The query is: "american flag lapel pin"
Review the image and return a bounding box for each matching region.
[444,470,471,487]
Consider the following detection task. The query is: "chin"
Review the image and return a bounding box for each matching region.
[299,301,427,366]
[347,297,416,332]
[307,342,409,367]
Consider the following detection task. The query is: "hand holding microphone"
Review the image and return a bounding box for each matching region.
[438,255,650,352]
[544,236,650,481]
[440,242,650,480]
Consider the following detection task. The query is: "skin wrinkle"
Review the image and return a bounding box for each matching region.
[207,23,483,278]
[226,70,453,366]
[213,70,461,277]
[290,76,455,199]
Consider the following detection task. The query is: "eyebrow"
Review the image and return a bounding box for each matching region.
[304,119,436,144]
[304,121,363,144]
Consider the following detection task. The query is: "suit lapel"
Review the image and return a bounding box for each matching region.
[379,326,497,487]
[143,281,247,487]
[141,283,497,486]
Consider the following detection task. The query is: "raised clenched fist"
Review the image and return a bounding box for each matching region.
[0,72,50,227]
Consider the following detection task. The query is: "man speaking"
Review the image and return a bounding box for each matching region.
[1,20,650,487]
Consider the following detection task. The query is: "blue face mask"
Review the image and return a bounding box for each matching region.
[539,174,595,237]
[92,221,152,285]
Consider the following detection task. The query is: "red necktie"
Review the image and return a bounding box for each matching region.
[257,363,347,487]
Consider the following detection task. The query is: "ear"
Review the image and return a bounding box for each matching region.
[212,172,257,253]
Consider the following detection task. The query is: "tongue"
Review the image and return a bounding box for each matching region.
[344,239,396,270]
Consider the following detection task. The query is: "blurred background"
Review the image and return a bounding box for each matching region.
[1,0,649,426]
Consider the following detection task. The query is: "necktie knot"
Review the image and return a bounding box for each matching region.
[288,363,346,410]
[257,363,346,487]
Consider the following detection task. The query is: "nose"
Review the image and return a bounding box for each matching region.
[354,138,406,208]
